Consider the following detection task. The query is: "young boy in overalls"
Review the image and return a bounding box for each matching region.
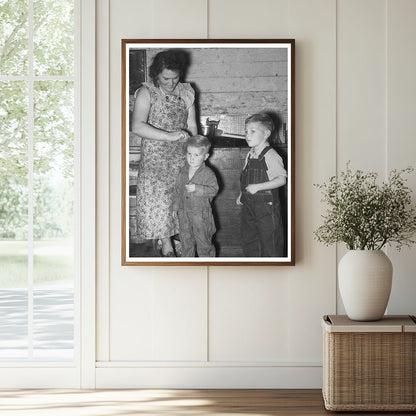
[236,113,287,257]
[173,135,219,257]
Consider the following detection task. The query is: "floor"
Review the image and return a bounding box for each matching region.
[0,389,413,416]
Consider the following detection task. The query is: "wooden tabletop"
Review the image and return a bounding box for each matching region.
[322,314,416,333]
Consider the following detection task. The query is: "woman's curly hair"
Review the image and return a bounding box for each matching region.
[149,49,189,84]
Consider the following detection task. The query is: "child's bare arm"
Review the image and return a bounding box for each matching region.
[245,176,286,195]
[236,192,243,205]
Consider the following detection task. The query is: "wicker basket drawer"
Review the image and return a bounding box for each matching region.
[322,315,416,411]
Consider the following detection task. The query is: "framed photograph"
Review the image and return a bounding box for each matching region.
[122,39,295,265]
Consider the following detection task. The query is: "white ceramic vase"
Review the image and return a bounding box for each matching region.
[338,250,393,321]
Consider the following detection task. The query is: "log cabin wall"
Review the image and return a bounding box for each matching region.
[145,46,289,141]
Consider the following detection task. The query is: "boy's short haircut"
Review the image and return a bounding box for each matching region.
[186,135,211,154]
[245,112,274,133]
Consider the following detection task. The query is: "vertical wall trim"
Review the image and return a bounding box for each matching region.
[96,0,111,363]
[80,0,96,388]
[74,0,81,378]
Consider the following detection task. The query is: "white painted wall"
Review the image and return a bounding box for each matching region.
[95,0,416,388]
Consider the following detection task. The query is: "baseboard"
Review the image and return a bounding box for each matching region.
[95,364,323,388]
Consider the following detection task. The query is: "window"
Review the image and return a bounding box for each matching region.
[0,0,78,361]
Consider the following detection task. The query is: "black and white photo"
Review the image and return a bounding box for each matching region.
[121,39,295,265]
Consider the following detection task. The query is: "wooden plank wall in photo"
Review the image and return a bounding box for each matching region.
[146,46,289,141]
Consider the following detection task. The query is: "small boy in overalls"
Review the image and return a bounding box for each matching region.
[236,113,287,257]
[173,135,219,257]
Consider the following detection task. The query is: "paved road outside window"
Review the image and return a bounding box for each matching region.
[0,288,74,360]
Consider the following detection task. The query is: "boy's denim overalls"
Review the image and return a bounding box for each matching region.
[240,146,284,257]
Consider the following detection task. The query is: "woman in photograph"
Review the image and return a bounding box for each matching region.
[131,49,198,257]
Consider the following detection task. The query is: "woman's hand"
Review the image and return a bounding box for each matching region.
[167,130,190,142]
[236,192,243,206]
[132,87,191,142]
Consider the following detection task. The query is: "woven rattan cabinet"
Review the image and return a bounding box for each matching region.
[322,315,416,411]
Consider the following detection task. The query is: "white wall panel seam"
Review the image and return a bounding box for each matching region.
[335,0,339,314]
[206,266,209,361]
[207,0,210,38]
[385,0,389,178]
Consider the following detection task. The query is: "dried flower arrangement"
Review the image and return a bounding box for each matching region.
[314,164,416,250]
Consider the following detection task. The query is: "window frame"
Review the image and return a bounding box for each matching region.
[0,0,96,388]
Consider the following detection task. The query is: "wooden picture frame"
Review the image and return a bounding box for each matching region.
[122,39,295,265]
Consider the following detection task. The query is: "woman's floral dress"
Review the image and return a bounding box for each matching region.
[136,81,195,240]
